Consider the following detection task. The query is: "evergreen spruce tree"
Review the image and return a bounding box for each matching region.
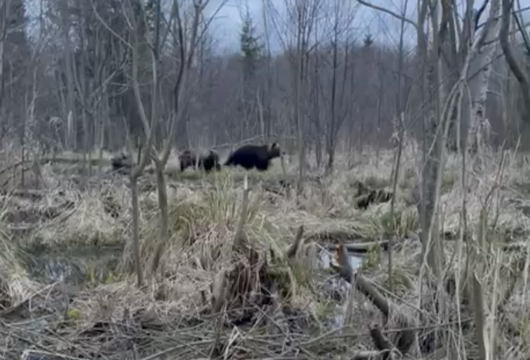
[240,11,262,83]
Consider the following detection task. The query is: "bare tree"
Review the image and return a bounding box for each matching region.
[0,0,524,170]
[499,0,530,124]
[322,1,357,174]
[388,0,410,292]
[147,0,210,277]
[267,0,321,190]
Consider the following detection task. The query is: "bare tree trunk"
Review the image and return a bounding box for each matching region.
[149,0,213,276]
[63,31,77,151]
[417,0,445,279]
[0,1,6,113]
[465,0,501,156]
[312,50,322,168]
[130,175,143,286]
[295,32,304,192]
[294,1,310,194]
[325,25,339,175]
[261,3,274,142]
[505,21,518,146]
[97,96,107,177]
[122,0,164,287]
[257,88,265,140]
[388,0,409,292]
[77,54,91,178]
[499,0,530,123]
[150,166,169,276]
[375,50,384,168]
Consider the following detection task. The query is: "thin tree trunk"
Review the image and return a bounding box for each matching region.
[130,176,143,286]
[326,29,338,175]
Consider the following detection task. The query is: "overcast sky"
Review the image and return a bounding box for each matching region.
[204,0,419,52]
[24,0,530,53]
[204,0,530,53]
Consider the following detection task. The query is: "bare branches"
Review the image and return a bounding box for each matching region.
[330,244,416,357]
[511,3,530,59]
[161,0,205,164]
[356,0,418,31]
[91,0,131,49]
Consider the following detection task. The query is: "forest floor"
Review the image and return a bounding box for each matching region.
[0,143,529,359]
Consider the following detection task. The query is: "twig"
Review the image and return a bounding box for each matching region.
[0,282,60,317]
[232,174,250,251]
[286,225,304,259]
[322,240,389,253]
[141,340,217,360]
[369,324,396,360]
[472,272,490,360]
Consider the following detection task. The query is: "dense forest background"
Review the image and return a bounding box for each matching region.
[3,0,529,173]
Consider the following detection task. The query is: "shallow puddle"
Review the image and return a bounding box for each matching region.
[318,249,364,270]
[20,244,122,286]
[316,249,366,330]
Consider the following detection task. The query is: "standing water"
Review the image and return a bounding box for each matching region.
[20,244,122,286]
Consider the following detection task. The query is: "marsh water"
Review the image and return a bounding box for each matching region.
[20,244,122,286]
[17,240,364,334]
[14,241,364,341]
[20,243,363,287]
[318,250,364,270]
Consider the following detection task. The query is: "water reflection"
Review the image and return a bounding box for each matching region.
[318,249,364,270]
[20,245,121,286]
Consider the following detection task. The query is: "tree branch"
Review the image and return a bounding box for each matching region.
[356,0,418,31]
[512,6,530,55]
[499,0,530,122]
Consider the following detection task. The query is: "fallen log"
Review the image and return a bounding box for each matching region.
[322,240,389,254]
[331,243,416,357]
[370,324,397,360]
[306,229,379,244]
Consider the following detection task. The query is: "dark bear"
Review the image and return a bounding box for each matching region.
[111,153,134,174]
[179,150,197,172]
[198,150,221,172]
[224,143,281,171]
[179,149,221,172]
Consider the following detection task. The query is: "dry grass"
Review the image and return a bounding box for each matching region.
[0,143,529,358]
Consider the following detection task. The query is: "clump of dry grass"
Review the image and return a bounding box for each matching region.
[0,214,40,308]
[25,188,123,247]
